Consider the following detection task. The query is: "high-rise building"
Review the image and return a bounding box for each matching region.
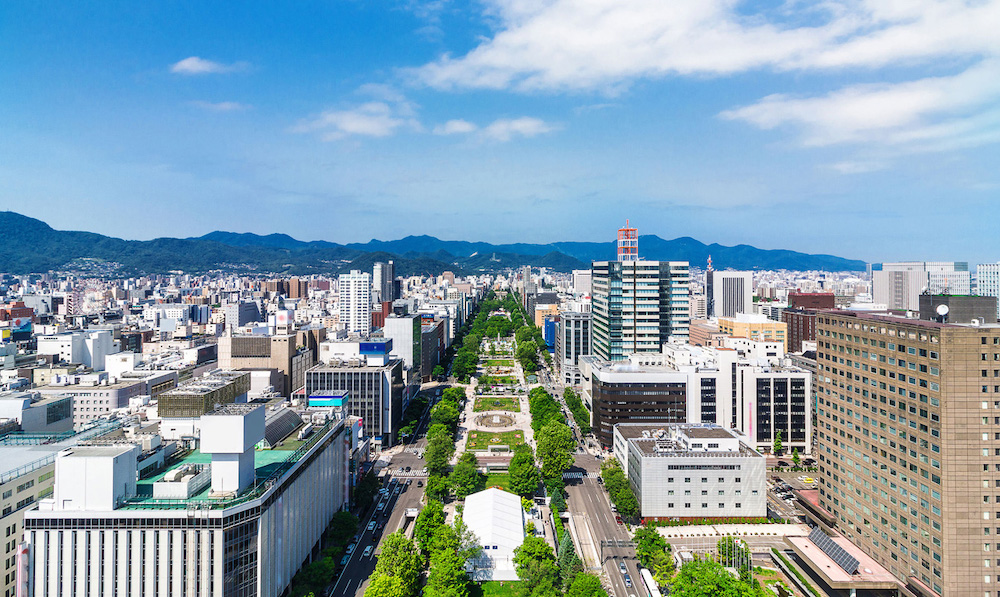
[978,263,1000,318]
[339,270,372,336]
[555,311,591,386]
[572,269,592,296]
[591,260,690,361]
[706,270,753,318]
[372,261,395,303]
[815,300,1000,597]
[873,262,971,311]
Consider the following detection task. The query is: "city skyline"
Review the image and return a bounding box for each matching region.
[3,2,999,261]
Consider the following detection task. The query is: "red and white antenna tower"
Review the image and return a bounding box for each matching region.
[617,220,638,262]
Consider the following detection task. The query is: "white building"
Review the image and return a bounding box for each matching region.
[20,404,351,597]
[463,488,525,581]
[612,423,766,520]
[977,263,1000,318]
[36,330,116,370]
[382,314,422,372]
[706,270,753,318]
[873,262,970,311]
[339,270,372,337]
[571,269,592,296]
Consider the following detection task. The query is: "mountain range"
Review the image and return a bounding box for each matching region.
[0,211,866,276]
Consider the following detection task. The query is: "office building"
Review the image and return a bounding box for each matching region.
[218,329,324,397]
[372,261,396,303]
[978,263,1000,318]
[156,370,250,439]
[707,270,753,318]
[783,309,819,353]
[382,314,422,373]
[224,301,261,331]
[34,379,144,429]
[612,423,766,520]
[305,345,404,449]
[591,260,690,361]
[572,269,592,296]
[555,311,592,386]
[582,339,810,452]
[815,299,1000,597]
[873,262,971,311]
[788,291,836,310]
[36,330,116,371]
[20,405,351,597]
[339,270,372,337]
[718,313,787,350]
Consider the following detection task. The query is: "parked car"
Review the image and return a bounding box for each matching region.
[346,543,356,554]
[340,555,349,566]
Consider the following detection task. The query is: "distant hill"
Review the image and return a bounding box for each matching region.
[0,211,866,275]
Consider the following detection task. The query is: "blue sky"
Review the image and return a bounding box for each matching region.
[2,1,999,264]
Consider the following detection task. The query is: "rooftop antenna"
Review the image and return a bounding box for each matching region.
[617,220,638,262]
[707,255,713,272]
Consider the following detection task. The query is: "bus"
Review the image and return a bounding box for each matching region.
[639,568,662,597]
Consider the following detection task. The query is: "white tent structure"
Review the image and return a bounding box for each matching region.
[463,487,526,581]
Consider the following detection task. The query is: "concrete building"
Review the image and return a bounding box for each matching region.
[706,270,753,318]
[788,291,836,310]
[20,405,351,597]
[305,348,404,449]
[572,269,592,296]
[555,311,591,386]
[873,262,971,311]
[36,330,116,371]
[0,421,123,597]
[782,308,819,353]
[372,261,395,303]
[156,370,251,440]
[977,263,1000,318]
[224,301,261,331]
[591,260,690,361]
[612,423,766,520]
[340,270,372,337]
[382,314,422,373]
[815,302,1000,597]
[0,392,73,434]
[34,379,144,429]
[218,331,322,397]
[718,313,788,350]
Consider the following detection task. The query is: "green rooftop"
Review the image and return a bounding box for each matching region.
[123,420,335,510]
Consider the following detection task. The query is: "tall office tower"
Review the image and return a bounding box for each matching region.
[339,270,372,336]
[591,260,690,361]
[873,262,971,310]
[815,299,1000,597]
[384,260,396,301]
[555,311,592,386]
[706,270,754,318]
[978,263,1000,318]
[373,262,385,302]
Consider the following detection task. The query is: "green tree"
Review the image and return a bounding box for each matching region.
[536,420,575,480]
[324,511,360,547]
[295,557,335,594]
[425,474,450,501]
[432,365,445,379]
[425,425,456,475]
[557,532,583,589]
[363,573,408,597]
[355,472,379,510]
[566,572,608,597]
[450,451,486,499]
[716,536,750,572]
[633,522,668,568]
[612,483,640,518]
[373,532,423,597]
[431,401,460,432]
[669,559,766,597]
[424,548,469,597]
[516,327,535,344]
[773,430,783,456]
[509,446,542,498]
[415,499,446,555]
[653,543,676,586]
[514,536,561,596]
[792,447,800,468]
[442,387,466,404]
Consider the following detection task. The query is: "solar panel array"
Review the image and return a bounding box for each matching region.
[809,527,860,575]
[263,409,304,447]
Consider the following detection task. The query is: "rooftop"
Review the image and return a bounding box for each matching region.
[121,418,339,510]
[204,403,260,417]
[0,420,125,485]
[159,370,248,398]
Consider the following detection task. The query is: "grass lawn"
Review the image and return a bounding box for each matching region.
[484,473,511,491]
[470,581,522,597]
[484,359,515,367]
[466,430,525,451]
[474,396,521,412]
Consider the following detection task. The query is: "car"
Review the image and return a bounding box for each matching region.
[346,543,356,554]
[624,575,632,588]
[777,460,789,467]
[422,467,428,474]
[376,522,384,533]
[341,555,350,566]
[376,501,386,511]
[394,485,401,494]
[363,546,373,558]
[417,480,423,487]
[367,521,376,531]
[619,562,627,574]
[405,466,411,472]
[615,516,623,525]
[803,477,815,484]
[406,479,412,486]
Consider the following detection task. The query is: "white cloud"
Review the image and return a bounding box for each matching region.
[482,117,555,141]
[414,0,1000,91]
[433,119,478,135]
[720,60,1000,149]
[292,102,419,140]
[189,101,251,112]
[170,56,249,75]
[827,160,889,174]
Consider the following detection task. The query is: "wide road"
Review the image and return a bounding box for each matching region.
[565,453,642,597]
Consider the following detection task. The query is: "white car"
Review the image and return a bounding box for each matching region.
[363,546,373,558]
[367,521,376,531]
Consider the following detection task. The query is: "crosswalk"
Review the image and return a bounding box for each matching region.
[563,471,599,479]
